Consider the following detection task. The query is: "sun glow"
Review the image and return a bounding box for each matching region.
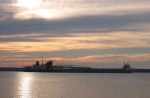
[17,0,42,9]
[15,0,63,19]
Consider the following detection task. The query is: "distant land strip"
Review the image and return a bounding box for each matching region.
[0,67,150,73]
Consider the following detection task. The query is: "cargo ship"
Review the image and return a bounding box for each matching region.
[24,59,133,73]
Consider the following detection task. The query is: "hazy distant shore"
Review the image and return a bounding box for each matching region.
[0,67,23,71]
[0,67,150,73]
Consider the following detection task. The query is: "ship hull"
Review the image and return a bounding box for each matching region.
[24,68,133,73]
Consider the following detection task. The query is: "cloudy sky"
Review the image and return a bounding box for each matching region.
[0,0,150,68]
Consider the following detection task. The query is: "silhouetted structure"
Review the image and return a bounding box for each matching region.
[24,60,133,73]
[36,61,40,66]
[46,60,53,70]
[123,60,133,73]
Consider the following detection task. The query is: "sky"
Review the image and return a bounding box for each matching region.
[0,0,150,68]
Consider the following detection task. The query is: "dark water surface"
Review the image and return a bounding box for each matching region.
[0,72,150,98]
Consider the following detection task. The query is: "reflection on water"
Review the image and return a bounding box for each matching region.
[19,74,32,98]
[0,72,150,98]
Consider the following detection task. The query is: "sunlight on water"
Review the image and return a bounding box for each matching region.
[0,72,150,98]
[19,74,32,98]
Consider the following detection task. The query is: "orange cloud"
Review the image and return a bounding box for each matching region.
[0,32,150,52]
[1,53,150,67]
[50,54,150,63]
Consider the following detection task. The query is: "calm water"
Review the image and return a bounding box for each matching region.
[0,72,150,98]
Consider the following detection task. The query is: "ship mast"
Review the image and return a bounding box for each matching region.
[42,57,43,65]
[124,56,125,65]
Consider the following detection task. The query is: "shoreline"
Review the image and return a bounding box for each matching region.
[0,67,150,73]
